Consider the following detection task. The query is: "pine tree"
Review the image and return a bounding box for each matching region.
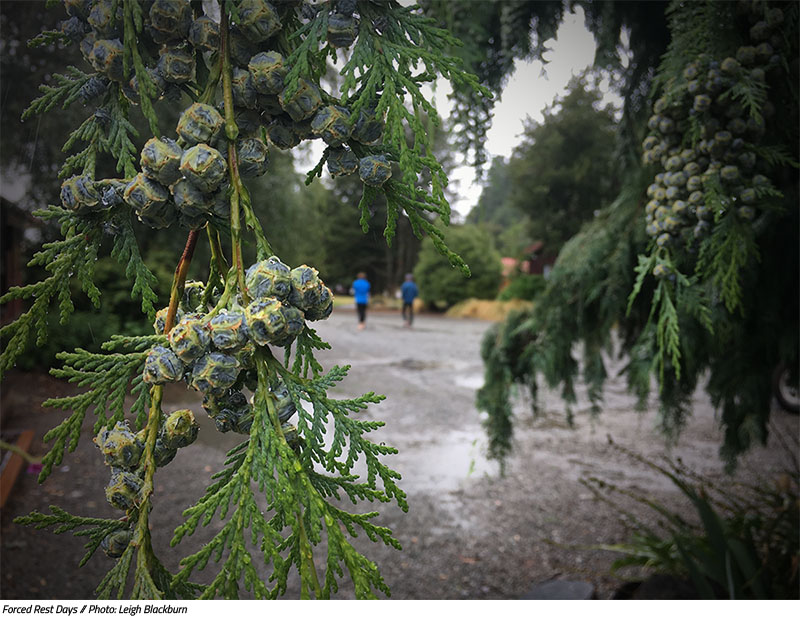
[3,0,487,599]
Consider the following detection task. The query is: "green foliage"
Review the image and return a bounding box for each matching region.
[695,204,760,315]
[583,441,800,599]
[1,206,103,375]
[110,215,160,318]
[315,165,423,294]
[38,334,160,483]
[414,224,502,308]
[295,1,488,273]
[59,90,141,178]
[172,357,405,599]
[476,0,799,470]
[497,273,546,302]
[466,156,532,257]
[477,174,652,463]
[1,202,161,373]
[22,66,94,120]
[15,506,130,568]
[5,0,483,600]
[505,73,621,250]
[476,309,537,466]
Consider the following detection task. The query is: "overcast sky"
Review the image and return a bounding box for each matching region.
[299,6,618,219]
[438,6,622,218]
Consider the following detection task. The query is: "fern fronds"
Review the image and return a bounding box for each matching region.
[28,29,72,48]
[279,361,405,509]
[283,9,329,89]
[170,403,291,599]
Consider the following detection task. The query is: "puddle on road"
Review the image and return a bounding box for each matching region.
[388,426,501,532]
[398,427,499,493]
[454,373,484,390]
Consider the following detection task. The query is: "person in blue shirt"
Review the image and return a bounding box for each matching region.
[400,273,419,327]
[351,272,371,330]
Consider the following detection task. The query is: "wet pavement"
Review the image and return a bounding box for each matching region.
[1,310,797,599]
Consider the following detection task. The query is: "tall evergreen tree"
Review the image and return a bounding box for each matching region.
[466,156,531,257]
[505,73,620,250]
[423,0,800,467]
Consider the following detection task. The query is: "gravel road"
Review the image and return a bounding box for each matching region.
[1,309,797,599]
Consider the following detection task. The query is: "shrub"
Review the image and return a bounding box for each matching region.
[497,273,546,301]
[414,225,502,308]
[584,441,800,599]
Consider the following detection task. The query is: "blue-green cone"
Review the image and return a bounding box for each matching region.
[94,421,143,470]
[358,154,392,186]
[168,314,211,364]
[105,469,143,511]
[141,137,183,186]
[143,345,185,385]
[177,103,224,146]
[248,51,287,95]
[245,298,288,346]
[191,352,241,394]
[245,256,292,300]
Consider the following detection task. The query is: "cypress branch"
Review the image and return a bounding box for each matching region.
[37,338,156,482]
[22,67,93,120]
[14,506,127,568]
[9,0,494,599]
[110,215,159,319]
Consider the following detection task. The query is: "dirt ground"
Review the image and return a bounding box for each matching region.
[1,309,798,600]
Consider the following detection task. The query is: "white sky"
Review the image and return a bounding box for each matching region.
[436,6,622,218]
[300,5,622,219]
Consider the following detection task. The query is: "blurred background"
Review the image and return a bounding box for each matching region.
[1,0,798,601]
